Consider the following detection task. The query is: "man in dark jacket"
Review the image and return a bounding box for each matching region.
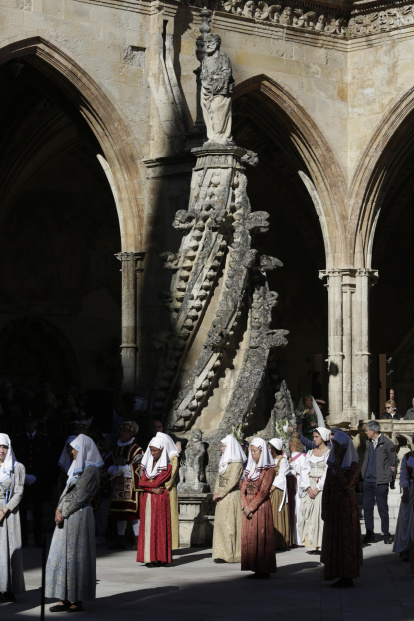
[361,421,398,544]
[14,410,50,546]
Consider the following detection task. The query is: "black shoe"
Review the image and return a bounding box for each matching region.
[3,592,16,602]
[362,532,375,544]
[331,578,354,588]
[66,604,84,613]
[384,535,394,544]
[49,602,71,612]
[214,558,226,563]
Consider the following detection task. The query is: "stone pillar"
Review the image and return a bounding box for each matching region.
[115,251,145,393]
[320,268,377,425]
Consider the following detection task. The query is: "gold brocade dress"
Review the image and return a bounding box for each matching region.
[165,455,179,550]
[212,462,243,563]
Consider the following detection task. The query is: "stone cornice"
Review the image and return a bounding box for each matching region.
[76,0,414,41]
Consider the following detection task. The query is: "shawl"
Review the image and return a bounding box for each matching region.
[297,396,325,428]
[245,437,274,481]
[156,432,180,459]
[67,434,104,486]
[0,433,17,483]
[141,437,170,479]
[218,434,247,474]
[58,435,77,473]
[327,430,359,474]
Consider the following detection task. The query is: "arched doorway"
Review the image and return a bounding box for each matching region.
[0,57,122,395]
[232,77,339,409]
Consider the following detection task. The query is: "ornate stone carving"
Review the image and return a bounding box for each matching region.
[188,0,414,39]
[177,429,209,493]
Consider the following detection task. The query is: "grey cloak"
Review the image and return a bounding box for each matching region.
[0,462,26,593]
[45,465,100,602]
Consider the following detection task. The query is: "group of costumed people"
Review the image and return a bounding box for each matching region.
[0,408,366,608]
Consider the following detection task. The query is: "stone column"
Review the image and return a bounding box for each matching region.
[115,251,145,393]
[320,268,377,425]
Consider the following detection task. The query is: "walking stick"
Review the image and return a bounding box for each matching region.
[40,535,46,621]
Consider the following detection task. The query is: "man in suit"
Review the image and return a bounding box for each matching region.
[14,410,50,546]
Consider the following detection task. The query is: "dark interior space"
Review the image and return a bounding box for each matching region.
[0,60,122,395]
[233,93,328,406]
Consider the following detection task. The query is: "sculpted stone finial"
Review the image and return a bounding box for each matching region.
[199,30,235,145]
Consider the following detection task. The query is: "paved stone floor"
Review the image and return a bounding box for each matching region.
[2,517,414,621]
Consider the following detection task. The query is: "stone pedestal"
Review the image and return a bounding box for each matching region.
[178,493,214,547]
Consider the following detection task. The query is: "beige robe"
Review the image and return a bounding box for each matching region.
[165,455,179,550]
[212,462,243,562]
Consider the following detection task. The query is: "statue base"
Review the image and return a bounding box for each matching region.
[178,493,214,548]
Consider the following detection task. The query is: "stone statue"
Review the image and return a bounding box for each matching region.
[200,33,235,146]
[177,429,208,493]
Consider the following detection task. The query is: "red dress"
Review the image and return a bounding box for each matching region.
[136,465,172,564]
[241,467,277,574]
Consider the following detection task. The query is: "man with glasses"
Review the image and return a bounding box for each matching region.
[361,421,398,544]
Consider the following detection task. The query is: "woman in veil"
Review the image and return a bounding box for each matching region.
[297,395,325,444]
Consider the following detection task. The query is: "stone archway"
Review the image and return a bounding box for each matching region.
[0,35,146,391]
[350,87,414,416]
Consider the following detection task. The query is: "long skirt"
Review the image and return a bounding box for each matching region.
[269,488,293,549]
[0,499,25,593]
[212,489,242,563]
[322,491,362,580]
[394,486,414,554]
[137,491,172,564]
[298,487,324,549]
[46,505,96,601]
[241,499,277,574]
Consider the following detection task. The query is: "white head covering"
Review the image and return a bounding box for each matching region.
[245,437,274,481]
[141,437,170,479]
[219,434,247,474]
[156,432,179,459]
[327,430,359,474]
[66,434,104,486]
[269,438,283,452]
[298,395,325,428]
[0,433,17,483]
[314,427,330,443]
[58,435,77,474]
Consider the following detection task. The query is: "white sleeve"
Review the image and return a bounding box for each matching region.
[273,458,289,491]
[300,452,311,490]
[317,451,330,492]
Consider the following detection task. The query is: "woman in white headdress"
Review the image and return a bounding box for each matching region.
[298,426,330,553]
[156,431,180,550]
[268,438,293,549]
[137,437,173,567]
[241,438,277,578]
[322,430,362,588]
[297,395,325,446]
[0,433,25,602]
[212,434,246,563]
[45,434,103,613]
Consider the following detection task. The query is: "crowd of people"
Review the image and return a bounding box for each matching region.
[1,383,414,610]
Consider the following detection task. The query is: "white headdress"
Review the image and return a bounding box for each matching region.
[66,434,104,486]
[219,434,247,474]
[58,435,77,474]
[245,437,274,481]
[156,432,179,459]
[315,427,331,443]
[297,395,325,428]
[0,433,17,483]
[269,437,283,452]
[327,430,359,474]
[141,437,170,479]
